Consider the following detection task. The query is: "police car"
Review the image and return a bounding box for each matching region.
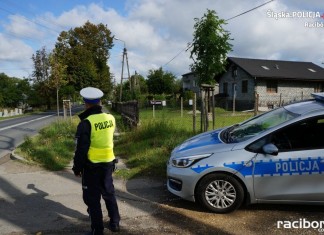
[167,93,324,213]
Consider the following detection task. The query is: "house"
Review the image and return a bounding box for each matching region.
[217,57,324,111]
[182,72,200,94]
[182,71,219,96]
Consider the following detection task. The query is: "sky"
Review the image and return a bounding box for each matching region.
[0,0,324,83]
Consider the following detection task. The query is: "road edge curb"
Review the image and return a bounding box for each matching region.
[0,153,11,165]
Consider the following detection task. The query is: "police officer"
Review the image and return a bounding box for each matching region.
[72,87,120,234]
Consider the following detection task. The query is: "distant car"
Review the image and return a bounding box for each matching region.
[167,93,324,213]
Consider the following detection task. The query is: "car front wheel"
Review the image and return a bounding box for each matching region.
[195,173,244,213]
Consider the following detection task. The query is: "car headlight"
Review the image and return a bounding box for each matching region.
[171,153,212,168]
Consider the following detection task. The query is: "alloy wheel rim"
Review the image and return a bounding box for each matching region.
[205,180,236,209]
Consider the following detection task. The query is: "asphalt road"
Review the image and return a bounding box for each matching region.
[0,105,84,159]
[0,112,57,158]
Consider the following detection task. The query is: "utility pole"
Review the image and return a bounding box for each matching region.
[115,38,130,101]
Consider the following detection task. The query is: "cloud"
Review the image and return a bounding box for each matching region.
[1,0,323,81]
[226,0,324,64]
[0,34,33,61]
[0,34,34,78]
[4,14,44,39]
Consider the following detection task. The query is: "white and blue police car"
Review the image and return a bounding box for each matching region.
[167,93,324,213]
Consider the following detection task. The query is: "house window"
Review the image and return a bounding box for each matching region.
[261,66,270,70]
[232,66,238,77]
[242,80,248,93]
[223,82,228,94]
[266,80,278,93]
[314,83,323,92]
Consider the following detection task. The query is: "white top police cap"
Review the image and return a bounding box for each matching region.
[80,87,103,103]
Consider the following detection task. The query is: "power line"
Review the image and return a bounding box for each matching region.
[0,2,114,51]
[161,0,275,69]
[225,0,275,21]
[1,0,64,30]
[162,45,189,68]
[0,0,66,45]
[0,30,42,42]
[0,67,33,71]
[0,6,61,34]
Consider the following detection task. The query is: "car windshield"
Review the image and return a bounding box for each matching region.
[223,107,299,143]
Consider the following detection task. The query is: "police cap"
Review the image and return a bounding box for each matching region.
[80,87,104,104]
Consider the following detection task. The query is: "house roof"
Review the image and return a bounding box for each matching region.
[182,71,195,77]
[228,57,324,81]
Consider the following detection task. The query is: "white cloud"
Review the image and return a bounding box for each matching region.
[0,34,33,61]
[0,0,323,81]
[0,34,34,78]
[4,14,44,39]
[226,0,324,65]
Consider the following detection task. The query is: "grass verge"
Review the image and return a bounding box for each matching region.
[114,108,253,179]
[15,107,253,178]
[114,118,193,179]
[16,119,77,171]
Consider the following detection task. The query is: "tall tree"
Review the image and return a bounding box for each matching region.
[31,46,53,109]
[49,52,67,92]
[190,9,232,85]
[146,68,177,94]
[54,21,114,98]
[49,52,68,115]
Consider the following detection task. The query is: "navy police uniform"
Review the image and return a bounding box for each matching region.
[73,87,120,234]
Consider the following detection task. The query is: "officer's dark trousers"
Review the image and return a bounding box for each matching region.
[82,163,120,233]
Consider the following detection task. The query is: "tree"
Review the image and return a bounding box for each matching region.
[31,46,54,109]
[54,21,114,98]
[136,74,149,95]
[146,68,177,94]
[49,52,68,116]
[0,73,31,108]
[190,9,232,85]
[49,52,67,92]
[121,73,148,101]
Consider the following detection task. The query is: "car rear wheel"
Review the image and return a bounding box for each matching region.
[196,173,244,213]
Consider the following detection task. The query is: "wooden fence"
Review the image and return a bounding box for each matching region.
[112,101,139,128]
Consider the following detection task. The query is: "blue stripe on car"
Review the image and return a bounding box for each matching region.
[224,157,324,177]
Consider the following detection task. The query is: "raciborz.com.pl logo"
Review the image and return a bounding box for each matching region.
[277,219,324,233]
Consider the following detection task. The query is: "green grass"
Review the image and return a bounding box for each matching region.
[114,107,254,179]
[114,118,193,179]
[16,106,254,177]
[17,119,77,171]
[139,107,254,130]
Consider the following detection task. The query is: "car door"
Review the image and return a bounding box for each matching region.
[250,116,324,202]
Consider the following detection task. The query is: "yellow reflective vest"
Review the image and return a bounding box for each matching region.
[86,113,115,163]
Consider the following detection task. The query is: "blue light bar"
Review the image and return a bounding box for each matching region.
[312,92,324,101]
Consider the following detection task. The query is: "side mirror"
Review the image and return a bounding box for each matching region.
[262,143,279,156]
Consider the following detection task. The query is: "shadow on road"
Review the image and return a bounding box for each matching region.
[1,157,324,235]
[0,175,88,235]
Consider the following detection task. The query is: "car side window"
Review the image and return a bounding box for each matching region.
[247,116,324,153]
[276,116,324,151]
[246,136,268,153]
